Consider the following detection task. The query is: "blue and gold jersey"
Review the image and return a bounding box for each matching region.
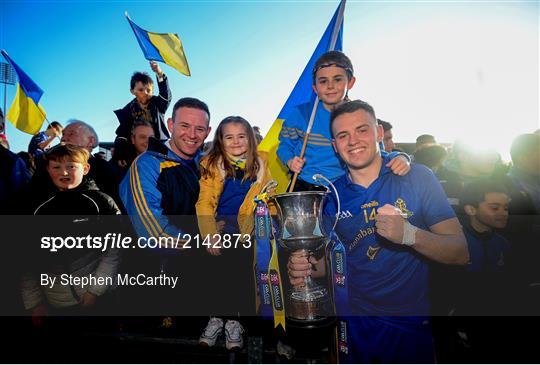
[324,160,455,316]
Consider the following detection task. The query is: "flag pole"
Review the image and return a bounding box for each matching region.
[2,82,6,134]
[288,0,347,192]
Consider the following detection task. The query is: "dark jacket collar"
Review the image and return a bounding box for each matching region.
[463,221,494,241]
[148,136,170,156]
[52,179,99,194]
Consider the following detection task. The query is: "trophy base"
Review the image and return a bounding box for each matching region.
[288,287,331,322]
[286,315,336,330]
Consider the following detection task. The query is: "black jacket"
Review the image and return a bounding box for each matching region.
[29,179,121,271]
[32,179,120,216]
[113,75,171,164]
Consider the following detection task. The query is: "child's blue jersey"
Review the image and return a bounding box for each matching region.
[324,161,456,316]
[277,101,407,186]
[216,171,253,234]
[277,101,345,184]
[464,226,511,273]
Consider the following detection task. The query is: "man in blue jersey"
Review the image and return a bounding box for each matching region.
[288,100,469,363]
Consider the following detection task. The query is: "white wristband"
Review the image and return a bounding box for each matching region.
[402,220,418,246]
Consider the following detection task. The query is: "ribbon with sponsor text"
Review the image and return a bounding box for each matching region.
[327,230,351,363]
[268,236,285,330]
[254,194,273,319]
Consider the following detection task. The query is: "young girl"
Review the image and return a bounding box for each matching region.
[196,116,273,350]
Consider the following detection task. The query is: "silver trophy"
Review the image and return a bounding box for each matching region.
[271,174,340,324]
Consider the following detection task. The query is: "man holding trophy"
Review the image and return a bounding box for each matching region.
[287,100,469,363]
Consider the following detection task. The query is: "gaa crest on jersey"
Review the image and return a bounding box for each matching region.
[366,245,381,261]
[394,198,413,218]
[338,210,353,220]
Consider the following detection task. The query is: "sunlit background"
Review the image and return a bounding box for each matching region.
[1,1,538,161]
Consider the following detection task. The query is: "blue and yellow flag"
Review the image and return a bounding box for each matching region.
[258,1,345,194]
[126,12,191,77]
[1,50,46,135]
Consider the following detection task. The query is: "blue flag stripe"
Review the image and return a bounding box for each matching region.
[276,2,343,121]
[126,17,165,63]
[1,50,43,105]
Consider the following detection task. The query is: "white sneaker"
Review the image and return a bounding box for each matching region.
[224,319,244,350]
[199,317,223,347]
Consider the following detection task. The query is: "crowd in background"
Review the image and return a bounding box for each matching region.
[0,63,539,362]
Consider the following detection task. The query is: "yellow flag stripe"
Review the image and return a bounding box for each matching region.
[148,32,191,76]
[6,84,46,135]
[258,118,290,194]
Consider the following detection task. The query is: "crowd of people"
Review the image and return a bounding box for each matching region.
[0,52,539,363]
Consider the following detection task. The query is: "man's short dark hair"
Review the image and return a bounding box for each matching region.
[171,97,210,125]
[461,178,508,208]
[131,120,153,135]
[330,100,377,137]
[377,119,392,132]
[313,51,354,83]
[130,72,154,90]
[510,133,540,163]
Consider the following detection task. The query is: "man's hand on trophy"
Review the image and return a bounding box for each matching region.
[375,204,406,244]
[287,251,320,288]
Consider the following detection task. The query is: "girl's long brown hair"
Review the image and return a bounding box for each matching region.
[202,116,260,182]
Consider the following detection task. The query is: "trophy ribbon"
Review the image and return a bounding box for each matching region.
[312,174,350,362]
[328,230,351,362]
[254,194,273,319]
[268,236,286,330]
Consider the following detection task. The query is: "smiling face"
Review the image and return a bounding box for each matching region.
[312,65,356,110]
[332,109,383,171]
[47,160,90,191]
[167,107,211,160]
[468,192,509,231]
[222,122,249,158]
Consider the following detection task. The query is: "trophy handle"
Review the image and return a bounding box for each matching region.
[261,179,278,195]
[312,174,341,231]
